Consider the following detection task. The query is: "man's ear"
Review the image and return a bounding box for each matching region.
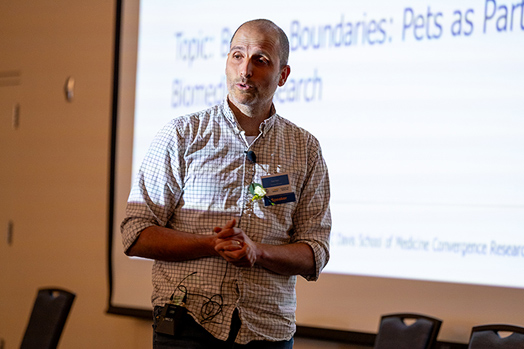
[278,65,291,86]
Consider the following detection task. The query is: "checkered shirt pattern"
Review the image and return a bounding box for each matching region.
[121,99,331,344]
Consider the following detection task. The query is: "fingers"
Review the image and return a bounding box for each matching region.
[213,218,237,236]
[215,239,255,267]
[216,225,242,240]
[215,242,248,265]
[215,239,243,252]
[223,247,256,268]
[212,218,256,267]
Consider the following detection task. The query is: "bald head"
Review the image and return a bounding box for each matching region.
[230,19,289,69]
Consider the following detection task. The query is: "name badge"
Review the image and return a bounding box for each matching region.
[261,173,296,206]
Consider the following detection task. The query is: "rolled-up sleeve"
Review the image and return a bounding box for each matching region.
[291,136,331,281]
[120,121,184,253]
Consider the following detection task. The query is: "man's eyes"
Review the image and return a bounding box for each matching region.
[231,53,270,65]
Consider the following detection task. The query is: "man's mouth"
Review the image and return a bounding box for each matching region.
[237,81,253,90]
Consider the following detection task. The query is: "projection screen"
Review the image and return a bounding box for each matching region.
[109,0,524,344]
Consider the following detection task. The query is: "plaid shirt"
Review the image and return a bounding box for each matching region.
[121,99,331,343]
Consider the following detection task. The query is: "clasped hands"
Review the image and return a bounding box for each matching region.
[213,218,257,268]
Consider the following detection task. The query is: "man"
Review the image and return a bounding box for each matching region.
[121,19,331,348]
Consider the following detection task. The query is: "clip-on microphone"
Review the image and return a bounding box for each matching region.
[245,150,256,163]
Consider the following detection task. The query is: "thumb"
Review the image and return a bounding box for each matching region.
[224,218,237,229]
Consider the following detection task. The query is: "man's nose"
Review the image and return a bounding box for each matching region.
[240,60,253,79]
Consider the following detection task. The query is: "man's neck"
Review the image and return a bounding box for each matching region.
[227,98,273,136]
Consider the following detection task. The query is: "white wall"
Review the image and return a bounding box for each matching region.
[0,1,152,348]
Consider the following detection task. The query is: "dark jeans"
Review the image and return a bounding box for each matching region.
[153,306,294,349]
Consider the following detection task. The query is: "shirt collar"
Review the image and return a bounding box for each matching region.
[222,98,278,137]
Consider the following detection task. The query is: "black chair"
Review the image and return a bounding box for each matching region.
[373,313,442,349]
[20,288,76,349]
[468,324,524,349]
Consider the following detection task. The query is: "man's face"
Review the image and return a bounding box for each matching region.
[226,24,289,112]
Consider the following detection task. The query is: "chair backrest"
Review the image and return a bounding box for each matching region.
[373,313,442,349]
[468,324,524,349]
[20,288,76,349]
